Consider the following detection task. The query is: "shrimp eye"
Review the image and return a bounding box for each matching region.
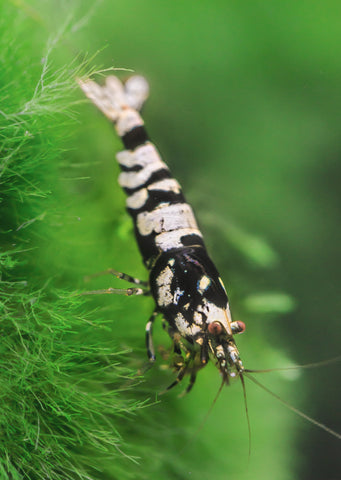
[208,321,223,336]
[231,320,246,334]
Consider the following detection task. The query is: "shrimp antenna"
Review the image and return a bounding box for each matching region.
[240,372,252,461]
[244,372,341,440]
[244,355,341,374]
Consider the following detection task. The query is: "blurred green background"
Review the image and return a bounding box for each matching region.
[3,1,341,479]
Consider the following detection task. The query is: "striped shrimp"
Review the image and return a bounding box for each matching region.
[78,75,340,440]
[78,75,245,394]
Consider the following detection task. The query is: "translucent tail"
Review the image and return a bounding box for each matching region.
[77,75,149,121]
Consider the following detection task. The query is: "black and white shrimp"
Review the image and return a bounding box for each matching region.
[78,75,246,394]
[78,75,341,443]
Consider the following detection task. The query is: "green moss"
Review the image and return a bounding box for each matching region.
[0,5,146,479]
